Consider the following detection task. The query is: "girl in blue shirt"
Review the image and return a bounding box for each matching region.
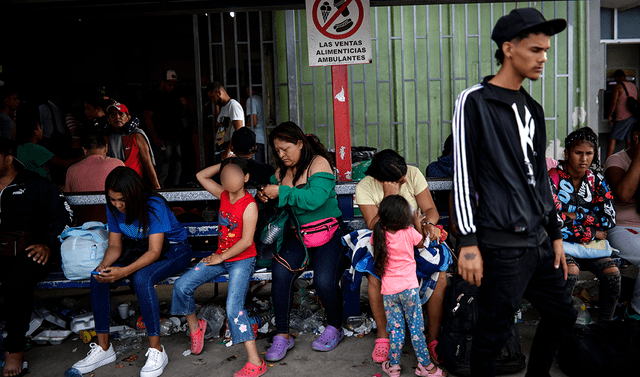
[72,167,192,377]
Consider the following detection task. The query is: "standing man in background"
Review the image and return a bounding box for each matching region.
[245,82,266,163]
[144,70,183,188]
[208,82,244,162]
[0,87,19,140]
[607,69,638,160]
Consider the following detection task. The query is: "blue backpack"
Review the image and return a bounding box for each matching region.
[60,222,109,280]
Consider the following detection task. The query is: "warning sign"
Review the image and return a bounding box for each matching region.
[306,0,372,67]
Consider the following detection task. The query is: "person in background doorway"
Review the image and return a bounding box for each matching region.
[208,82,244,162]
[84,94,110,135]
[144,70,183,188]
[244,82,266,163]
[606,69,638,160]
[0,87,19,140]
[16,106,85,184]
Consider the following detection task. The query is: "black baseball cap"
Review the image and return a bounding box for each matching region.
[0,137,24,168]
[231,127,256,154]
[491,8,567,48]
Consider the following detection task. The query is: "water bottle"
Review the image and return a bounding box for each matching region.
[576,305,591,325]
[118,328,147,340]
[114,337,142,355]
[249,313,274,328]
[571,297,591,325]
[261,223,282,245]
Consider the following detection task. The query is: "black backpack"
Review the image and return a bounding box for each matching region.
[621,82,640,116]
[437,277,526,376]
[557,321,640,377]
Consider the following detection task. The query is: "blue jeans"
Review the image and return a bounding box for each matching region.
[272,226,348,334]
[384,288,430,367]
[91,242,192,337]
[171,257,256,344]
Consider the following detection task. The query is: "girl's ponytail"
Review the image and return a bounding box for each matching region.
[373,219,388,277]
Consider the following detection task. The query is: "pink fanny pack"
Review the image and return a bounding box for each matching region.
[299,217,339,248]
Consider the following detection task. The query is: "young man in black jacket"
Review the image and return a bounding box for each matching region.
[0,137,73,376]
[452,8,576,377]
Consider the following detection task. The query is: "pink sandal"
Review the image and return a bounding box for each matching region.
[382,360,401,377]
[190,319,207,355]
[427,340,441,364]
[372,338,390,363]
[415,362,447,376]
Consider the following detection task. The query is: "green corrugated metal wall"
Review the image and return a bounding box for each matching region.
[275,1,588,170]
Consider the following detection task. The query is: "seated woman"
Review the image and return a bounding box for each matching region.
[352,149,450,364]
[16,106,85,183]
[549,127,620,321]
[604,119,640,320]
[71,167,192,377]
[256,122,348,361]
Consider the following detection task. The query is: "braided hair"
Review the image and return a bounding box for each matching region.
[563,127,600,171]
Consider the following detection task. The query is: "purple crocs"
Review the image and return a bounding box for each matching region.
[265,335,295,362]
[312,325,344,351]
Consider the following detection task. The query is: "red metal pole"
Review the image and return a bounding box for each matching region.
[331,64,352,181]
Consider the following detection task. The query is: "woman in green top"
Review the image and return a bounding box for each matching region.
[256,122,347,361]
[16,107,84,182]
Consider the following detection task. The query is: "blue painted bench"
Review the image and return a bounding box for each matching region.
[37,179,452,292]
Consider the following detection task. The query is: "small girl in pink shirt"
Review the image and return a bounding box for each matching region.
[373,195,446,377]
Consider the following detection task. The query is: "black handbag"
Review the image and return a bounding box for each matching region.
[621,83,640,116]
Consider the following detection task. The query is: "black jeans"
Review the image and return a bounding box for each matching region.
[272,225,348,334]
[471,238,576,377]
[0,254,49,353]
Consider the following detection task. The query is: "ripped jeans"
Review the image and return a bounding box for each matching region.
[565,254,621,321]
[171,257,256,344]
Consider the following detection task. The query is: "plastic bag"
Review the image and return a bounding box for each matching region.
[197,304,226,339]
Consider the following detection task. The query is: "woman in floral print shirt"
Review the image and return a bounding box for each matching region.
[549,127,620,321]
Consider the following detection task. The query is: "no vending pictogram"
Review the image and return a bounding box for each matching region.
[312,0,364,39]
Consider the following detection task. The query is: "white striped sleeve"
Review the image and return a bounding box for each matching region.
[452,84,482,238]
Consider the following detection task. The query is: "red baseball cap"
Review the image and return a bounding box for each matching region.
[106,101,129,115]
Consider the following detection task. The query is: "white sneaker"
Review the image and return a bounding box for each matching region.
[140,345,169,377]
[72,343,116,373]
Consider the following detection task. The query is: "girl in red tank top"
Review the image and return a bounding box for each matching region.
[170,157,266,377]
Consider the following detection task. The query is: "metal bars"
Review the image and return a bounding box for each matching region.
[204,11,278,162]
[284,2,576,170]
